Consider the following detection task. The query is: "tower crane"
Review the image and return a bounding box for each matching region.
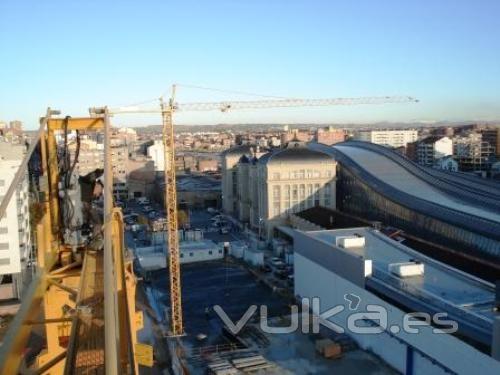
[108,85,418,337]
[0,86,417,373]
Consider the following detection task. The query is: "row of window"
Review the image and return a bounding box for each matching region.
[272,183,332,200]
[179,249,223,258]
[270,169,334,181]
[272,197,331,216]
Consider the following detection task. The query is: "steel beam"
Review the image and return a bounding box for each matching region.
[103,108,120,374]
[47,117,104,131]
[0,274,48,374]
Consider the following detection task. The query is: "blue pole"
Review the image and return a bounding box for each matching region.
[406,345,414,375]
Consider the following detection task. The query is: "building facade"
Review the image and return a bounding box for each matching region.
[293,227,500,375]
[354,129,418,148]
[0,141,32,299]
[222,142,337,239]
[315,126,346,145]
[147,140,165,172]
[453,133,495,172]
[71,136,129,200]
[416,136,453,167]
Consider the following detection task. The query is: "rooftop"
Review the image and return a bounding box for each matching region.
[299,227,497,346]
[333,144,500,223]
[258,142,334,165]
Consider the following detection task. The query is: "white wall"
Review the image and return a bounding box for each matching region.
[147,140,165,171]
[0,159,30,276]
[434,137,453,159]
[294,253,500,375]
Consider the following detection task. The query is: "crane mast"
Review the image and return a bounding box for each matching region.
[108,90,418,337]
[161,88,184,336]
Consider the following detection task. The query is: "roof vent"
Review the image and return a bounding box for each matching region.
[388,261,424,278]
[336,236,365,249]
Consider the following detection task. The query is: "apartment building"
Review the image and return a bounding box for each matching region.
[315,126,345,145]
[70,136,129,200]
[453,133,495,172]
[354,129,418,148]
[280,129,312,145]
[416,136,453,167]
[0,141,32,299]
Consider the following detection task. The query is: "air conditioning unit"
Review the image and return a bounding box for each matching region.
[336,236,365,249]
[388,261,424,278]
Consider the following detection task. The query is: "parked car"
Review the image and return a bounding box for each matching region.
[274,270,287,280]
[270,257,281,265]
[275,263,287,271]
[137,197,150,205]
[260,265,272,273]
[219,227,229,234]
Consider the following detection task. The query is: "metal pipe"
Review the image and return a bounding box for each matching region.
[103,107,119,374]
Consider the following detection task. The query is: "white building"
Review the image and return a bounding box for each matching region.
[293,227,500,375]
[135,239,223,271]
[222,142,337,240]
[417,136,453,167]
[354,129,418,148]
[147,140,165,172]
[0,141,32,299]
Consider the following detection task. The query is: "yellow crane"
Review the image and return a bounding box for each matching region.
[109,85,418,337]
[0,86,417,373]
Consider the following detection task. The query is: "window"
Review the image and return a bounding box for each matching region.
[189,252,194,257]
[292,185,298,200]
[324,183,331,197]
[299,184,305,198]
[284,185,290,200]
[273,185,280,201]
[0,243,9,250]
[0,227,7,234]
[273,202,280,216]
[0,258,10,265]
[272,172,280,180]
[180,253,184,258]
[0,180,4,187]
[208,250,213,255]
[218,250,222,254]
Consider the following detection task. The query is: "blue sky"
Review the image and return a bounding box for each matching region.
[1,0,499,129]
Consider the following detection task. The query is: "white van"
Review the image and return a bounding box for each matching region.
[137,197,150,205]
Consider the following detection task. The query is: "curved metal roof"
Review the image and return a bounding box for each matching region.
[308,141,500,249]
[258,143,333,165]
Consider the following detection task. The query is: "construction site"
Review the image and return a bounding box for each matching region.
[0,85,419,374]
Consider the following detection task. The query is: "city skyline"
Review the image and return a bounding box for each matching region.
[1,0,500,129]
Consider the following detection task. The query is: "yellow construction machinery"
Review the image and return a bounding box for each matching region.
[0,111,142,374]
[0,86,417,373]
